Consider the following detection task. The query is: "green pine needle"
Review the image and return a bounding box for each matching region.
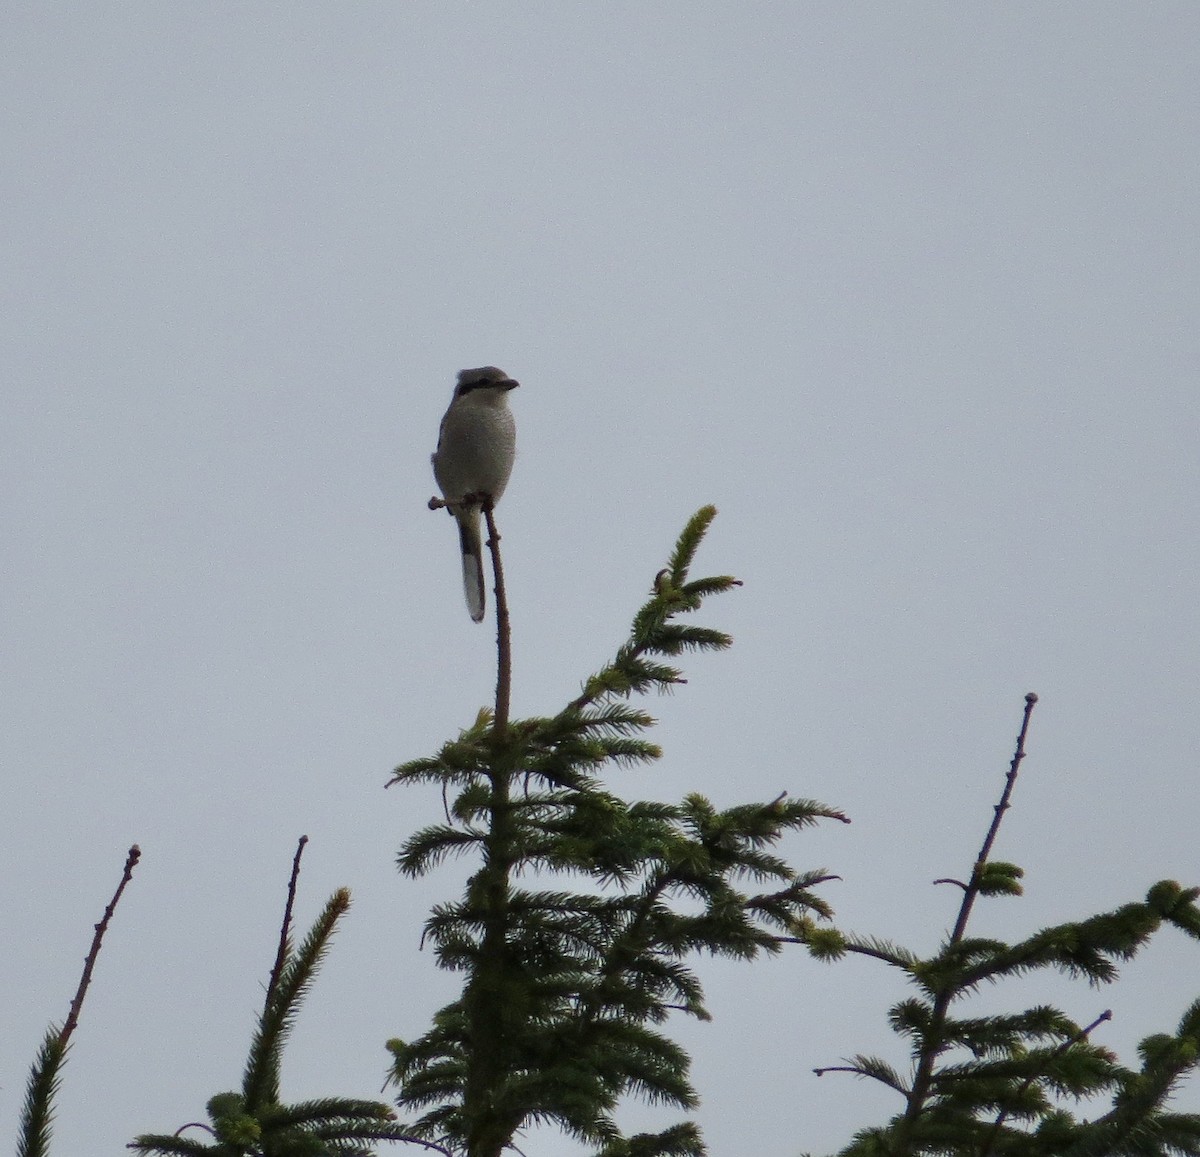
[16,1031,67,1157]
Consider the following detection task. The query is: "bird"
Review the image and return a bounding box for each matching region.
[431,366,519,622]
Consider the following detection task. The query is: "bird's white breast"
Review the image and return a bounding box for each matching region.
[433,400,516,503]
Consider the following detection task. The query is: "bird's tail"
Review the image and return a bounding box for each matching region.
[456,507,486,622]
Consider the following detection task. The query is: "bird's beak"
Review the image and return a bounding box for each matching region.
[503,379,520,390]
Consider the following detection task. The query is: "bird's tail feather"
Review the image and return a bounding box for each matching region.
[457,509,486,623]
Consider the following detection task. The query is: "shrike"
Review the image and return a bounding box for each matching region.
[432,366,519,622]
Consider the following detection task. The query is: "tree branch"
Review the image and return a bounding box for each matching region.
[483,502,511,740]
[898,693,1039,1139]
[950,692,1039,944]
[265,835,309,1014]
[978,1008,1113,1157]
[60,843,142,1047]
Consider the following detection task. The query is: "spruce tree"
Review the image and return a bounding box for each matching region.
[386,504,847,1157]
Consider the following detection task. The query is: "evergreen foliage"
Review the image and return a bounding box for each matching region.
[386,506,847,1156]
[17,1032,67,1157]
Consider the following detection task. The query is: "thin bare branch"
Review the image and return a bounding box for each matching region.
[978,1008,1113,1157]
[383,1135,455,1155]
[950,692,1039,944]
[484,502,511,740]
[265,836,309,1013]
[60,843,142,1047]
[898,693,1039,1142]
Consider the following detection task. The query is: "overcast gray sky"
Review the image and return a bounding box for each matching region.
[4,5,1199,1155]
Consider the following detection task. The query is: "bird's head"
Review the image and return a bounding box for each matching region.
[454,366,519,405]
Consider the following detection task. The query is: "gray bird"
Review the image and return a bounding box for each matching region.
[431,366,519,622]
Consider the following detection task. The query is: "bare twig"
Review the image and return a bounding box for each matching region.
[813,1063,908,1093]
[950,692,1038,943]
[978,1008,1113,1157]
[172,1122,217,1138]
[147,1125,453,1154]
[483,502,511,740]
[898,693,1039,1138]
[384,1135,455,1155]
[265,836,309,1012]
[60,844,142,1047]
